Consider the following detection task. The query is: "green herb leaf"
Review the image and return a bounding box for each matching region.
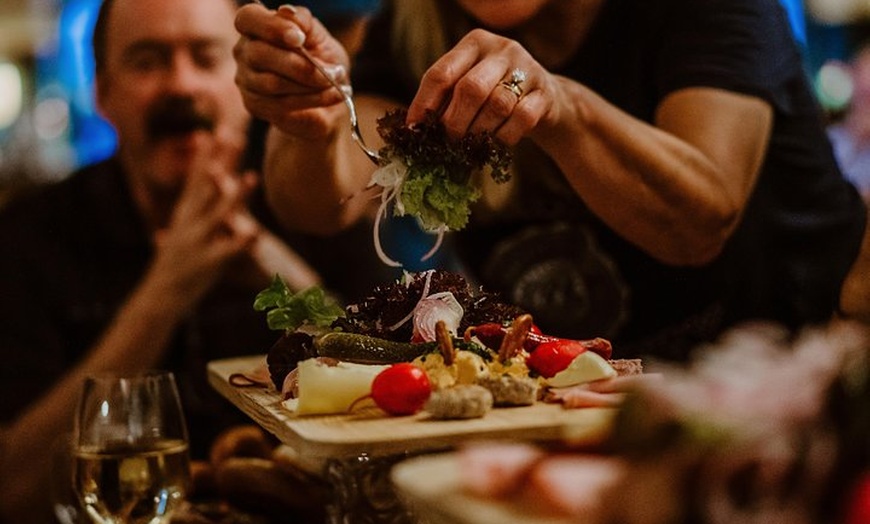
[253,274,293,311]
[253,275,345,332]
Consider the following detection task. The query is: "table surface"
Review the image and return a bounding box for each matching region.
[208,355,616,463]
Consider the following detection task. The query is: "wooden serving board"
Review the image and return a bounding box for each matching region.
[208,355,616,462]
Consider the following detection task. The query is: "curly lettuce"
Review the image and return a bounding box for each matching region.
[369,108,512,266]
[400,164,481,231]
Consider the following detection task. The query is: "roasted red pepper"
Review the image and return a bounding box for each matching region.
[464,323,612,360]
[526,340,587,378]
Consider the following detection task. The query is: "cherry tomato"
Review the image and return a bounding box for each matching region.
[371,363,432,416]
[526,340,587,378]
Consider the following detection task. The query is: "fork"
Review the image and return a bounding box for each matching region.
[248,0,381,165]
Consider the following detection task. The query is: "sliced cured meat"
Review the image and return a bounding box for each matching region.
[555,388,625,409]
[525,454,625,517]
[458,442,545,498]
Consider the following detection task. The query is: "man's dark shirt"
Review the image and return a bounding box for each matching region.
[0,156,395,457]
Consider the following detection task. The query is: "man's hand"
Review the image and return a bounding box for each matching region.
[148,131,260,308]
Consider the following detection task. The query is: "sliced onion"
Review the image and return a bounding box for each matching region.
[420,225,447,262]
[369,160,405,189]
[373,185,402,267]
[412,291,465,343]
[370,160,407,268]
[367,157,453,267]
[387,270,435,332]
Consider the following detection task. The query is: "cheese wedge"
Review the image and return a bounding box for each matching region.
[286,359,389,415]
[545,351,617,388]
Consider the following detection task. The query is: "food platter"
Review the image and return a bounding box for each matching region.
[392,452,575,524]
[207,355,616,464]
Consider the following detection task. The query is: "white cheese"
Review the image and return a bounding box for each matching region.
[545,351,617,388]
[289,359,389,415]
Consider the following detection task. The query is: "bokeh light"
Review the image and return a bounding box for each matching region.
[816,59,855,112]
[0,62,23,130]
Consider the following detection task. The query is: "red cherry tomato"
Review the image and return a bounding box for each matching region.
[526,340,588,378]
[370,363,432,416]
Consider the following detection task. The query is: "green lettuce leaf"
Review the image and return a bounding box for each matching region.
[399,164,481,231]
[376,108,511,232]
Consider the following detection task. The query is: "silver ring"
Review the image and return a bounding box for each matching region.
[498,68,527,100]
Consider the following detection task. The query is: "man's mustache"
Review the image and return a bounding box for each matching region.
[145,96,216,141]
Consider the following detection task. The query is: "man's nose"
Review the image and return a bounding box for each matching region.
[165,55,205,94]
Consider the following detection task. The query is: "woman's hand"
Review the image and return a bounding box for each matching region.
[407,29,561,146]
[233,4,350,137]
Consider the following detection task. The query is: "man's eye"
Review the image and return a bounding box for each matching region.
[194,47,228,70]
[129,52,166,71]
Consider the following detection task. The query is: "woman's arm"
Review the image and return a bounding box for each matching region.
[238,5,774,263]
[533,82,772,266]
[407,29,773,267]
[235,5,394,234]
[260,94,395,234]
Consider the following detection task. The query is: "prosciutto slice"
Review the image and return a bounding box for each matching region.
[525,454,625,517]
[546,374,663,409]
[459,442,545,498]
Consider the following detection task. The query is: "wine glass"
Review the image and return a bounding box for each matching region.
[73,371,191,524]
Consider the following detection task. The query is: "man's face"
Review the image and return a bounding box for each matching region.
[96,0,249,197]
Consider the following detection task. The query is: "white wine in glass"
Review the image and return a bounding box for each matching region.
[73,371,191,524]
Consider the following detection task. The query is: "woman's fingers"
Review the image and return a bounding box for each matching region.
[276,5,351,75]
[407,35,485,124]
[234,4,334,97]
[440,60,511,137]
[409,30,546,143]
[235,4,304,50]
[466,71,523,135]
[234,4,350,134]
[235,36,334,96]
[235,3,347,88]
[494,89,546,145]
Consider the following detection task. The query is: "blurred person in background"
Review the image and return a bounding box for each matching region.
[232,0,866,361]
[829,37,870,201]
[0,0,346,520]
[834,34,870,326]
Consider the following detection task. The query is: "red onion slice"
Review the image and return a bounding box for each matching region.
[412,291,465,343]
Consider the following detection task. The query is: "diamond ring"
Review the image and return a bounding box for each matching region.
[498,68,527,100]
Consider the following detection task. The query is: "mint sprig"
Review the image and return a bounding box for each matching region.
[253,275,345,332]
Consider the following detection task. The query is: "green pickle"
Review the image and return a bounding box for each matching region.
[314,332,436,364]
